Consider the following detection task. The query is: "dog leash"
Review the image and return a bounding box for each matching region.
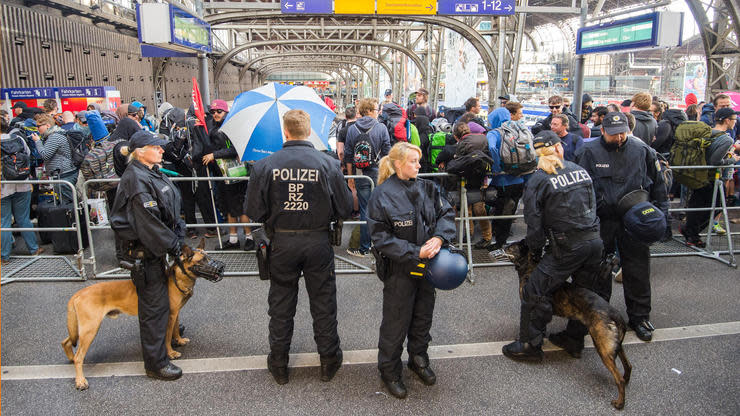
[170,256,196,296]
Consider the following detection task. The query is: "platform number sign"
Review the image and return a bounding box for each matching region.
[438,0,515,16]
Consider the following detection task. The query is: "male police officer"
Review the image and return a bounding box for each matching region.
[558,112,667,346]
[502,131,603,361]
[246,109,353,385]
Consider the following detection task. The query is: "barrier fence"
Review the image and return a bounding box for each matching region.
[1,164,738,284]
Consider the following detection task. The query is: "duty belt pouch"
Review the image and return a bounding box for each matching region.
[256,240,271,281]
[370,246,390,282]
[330,219,343,246]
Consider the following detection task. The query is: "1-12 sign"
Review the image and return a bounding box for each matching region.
[438,0,515,15]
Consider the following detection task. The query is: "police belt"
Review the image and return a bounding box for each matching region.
[552,229,600,243]
[273,227,329,234]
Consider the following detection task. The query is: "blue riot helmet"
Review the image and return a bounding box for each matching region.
[618,189,666,244]
[424,247,468,290]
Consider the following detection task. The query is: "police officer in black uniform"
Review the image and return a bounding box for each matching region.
[367,142,456,399]
[110,130,186,380]
[246,109,353,385]
[563,112,667,343]
[502,131,603,362]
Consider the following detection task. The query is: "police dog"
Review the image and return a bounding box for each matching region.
[494,241,632,410]
[61,239,224,390]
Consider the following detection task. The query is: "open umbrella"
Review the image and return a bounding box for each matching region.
[219,82,335,162]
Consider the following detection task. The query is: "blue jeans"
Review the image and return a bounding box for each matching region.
[56,170,79,205]
[2,191,38,259]
[356,175,375,252]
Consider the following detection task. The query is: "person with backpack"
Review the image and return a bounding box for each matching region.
[679,108,739,247]
[531,95,583,138]
[343,98,392,256]
[1,117,43,265]
[630,92,658,147]
[463,97,488,131]
[407,87,435,122]
[31,113,78,204]
[485,107,531,251]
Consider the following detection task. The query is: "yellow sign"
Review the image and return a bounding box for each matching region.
[377,0,436,15]
[335,0,375,14]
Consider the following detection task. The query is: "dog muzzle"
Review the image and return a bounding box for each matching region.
[490,249,510,262]
[190,259,225,282]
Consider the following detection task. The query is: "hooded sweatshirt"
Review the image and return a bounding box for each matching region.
[652,109,687,154]
[343,115,392,179]
[486,107,525,187]
[34,125,75,175]
[631,109,658,146]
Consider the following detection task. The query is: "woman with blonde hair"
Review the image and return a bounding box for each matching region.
[109,130,186,382]
[503,130,604,362]
[367,142,456,399]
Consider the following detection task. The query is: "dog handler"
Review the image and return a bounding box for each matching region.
[246,109,353,385]
[110,130,186,380]
[367,142,456,399]
[502,131,603,362]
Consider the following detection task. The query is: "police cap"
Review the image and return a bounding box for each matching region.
[129,130,167,151]
[602,112,629,135]
[533,130,561,149]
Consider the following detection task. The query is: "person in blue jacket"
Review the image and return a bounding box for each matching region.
[485,107,528,250]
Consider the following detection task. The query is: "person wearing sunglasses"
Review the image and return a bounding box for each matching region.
[532,95,583,138]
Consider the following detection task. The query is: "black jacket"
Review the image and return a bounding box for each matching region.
[109,117,142,143]
[532,113,583,137]
[631,110,657,146]
[576,135,667,220]
[522,160,599,251]
[110,160,186,258]
[246,140,353,233]
[653,109,687,155]
[367,175,456,269]
[208,117,237,160]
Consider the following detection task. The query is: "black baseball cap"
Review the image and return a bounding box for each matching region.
[602,112,629,135]
[620,99,632,107]
[533,130,561,149]
[715,107,738,122]
[384,88,393,97]
[498,94,511,101]
[11,102,27,109]
[129,130,167,151]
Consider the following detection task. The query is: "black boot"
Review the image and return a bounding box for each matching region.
[630,320,655,342]
[382,377,408,399]
[408,355,436,386]
[548,331,584,358]
[502,341,543,362]
[267,353,289,385]
[145,362,183,381]
[320,350,343,382]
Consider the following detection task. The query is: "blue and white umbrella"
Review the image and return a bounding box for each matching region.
[220,82,335,162]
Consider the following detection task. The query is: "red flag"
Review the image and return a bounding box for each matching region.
[191,77,208,134]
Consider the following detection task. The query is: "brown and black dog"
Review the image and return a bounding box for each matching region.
[61,239,224,390]
[494,241,632,410]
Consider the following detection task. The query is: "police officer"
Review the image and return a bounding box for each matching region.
[110,130,186,381]
[367,142,456,399]
[565,112,667,343]
[502,131,603,362]
[246,109,353,385]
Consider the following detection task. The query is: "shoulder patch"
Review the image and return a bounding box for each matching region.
[143,200,158,208]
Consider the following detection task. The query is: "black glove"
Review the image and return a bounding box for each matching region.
[168,244,182,259]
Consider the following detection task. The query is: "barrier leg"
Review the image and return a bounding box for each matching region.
[206,170,223,249]
[459,183,475,284]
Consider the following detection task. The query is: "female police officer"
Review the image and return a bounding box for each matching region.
[502,130,603,362]
[110,130,186,381]
[367,142,456,399]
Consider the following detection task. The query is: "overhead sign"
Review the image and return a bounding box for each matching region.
[576,12,683,55]
[281,0,332,14]
[438,0,515,15]
[377,0,435,15]
[137,3,211,55]
[170,5,212,52]
[334,0,375,14]
[57,87,106,98]
[1,87,55,99]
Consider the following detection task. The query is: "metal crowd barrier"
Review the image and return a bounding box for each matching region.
[1,164,737,284]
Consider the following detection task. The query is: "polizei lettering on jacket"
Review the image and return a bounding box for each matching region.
[273,168,319,212]
[549,169,592,190]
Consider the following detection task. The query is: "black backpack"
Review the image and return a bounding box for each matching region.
[1,133,31,180]
[352,125,379,169]
[444,134,494,180]
[65,130,94,169]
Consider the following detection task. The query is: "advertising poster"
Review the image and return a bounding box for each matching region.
[443,29,479,107]
[683,61,707,102]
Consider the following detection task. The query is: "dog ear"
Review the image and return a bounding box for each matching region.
[198,237,206,250]
[182,245,193,258]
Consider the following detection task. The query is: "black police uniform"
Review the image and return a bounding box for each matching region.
[367,175,456,382]
[574,135,667,335]
[110,159,185,371]
[246,140,353,370]
[516,160,603,348]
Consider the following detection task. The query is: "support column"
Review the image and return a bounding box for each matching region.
[199,53,212,104]
[511,0,528,96]
[572,0,588,123]
[495,16,506,107]
[426,24,433,92]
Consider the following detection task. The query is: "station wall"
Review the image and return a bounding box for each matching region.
[1,2,250,110]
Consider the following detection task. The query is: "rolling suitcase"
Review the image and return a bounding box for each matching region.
[36,176,89,254]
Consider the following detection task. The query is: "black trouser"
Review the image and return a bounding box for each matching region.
[378,267,436,381]
[267,232,340,367]
[106,187,124,261]
[684,182,721,239]
[519,239,603,346]
[596,218,651,326]
[492,183,524,246]
[131,257,170,371]
[176,165,216,232]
